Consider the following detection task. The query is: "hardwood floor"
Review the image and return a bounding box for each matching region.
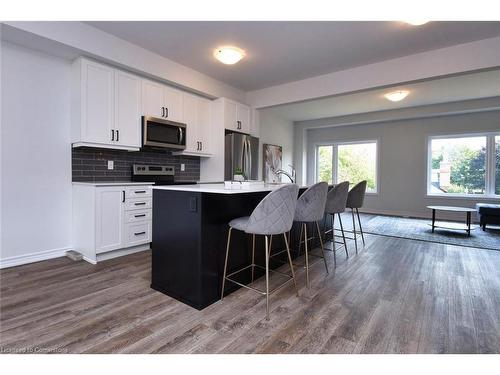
[1,234,499,354]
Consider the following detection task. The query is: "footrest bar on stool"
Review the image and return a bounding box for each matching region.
[225,275,294,296]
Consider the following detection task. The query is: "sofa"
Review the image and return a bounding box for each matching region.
[476,203,500,230]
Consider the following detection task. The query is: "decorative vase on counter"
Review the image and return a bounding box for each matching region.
[233,174,245,182]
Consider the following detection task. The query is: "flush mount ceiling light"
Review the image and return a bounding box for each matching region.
[404,20,430,26]
[213,46,245,65]
[384,90,410,102]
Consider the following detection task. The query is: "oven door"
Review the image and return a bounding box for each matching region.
[142,116,186,149]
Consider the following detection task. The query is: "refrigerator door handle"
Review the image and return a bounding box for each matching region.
[247,139,252,180]
[241,137,247,179]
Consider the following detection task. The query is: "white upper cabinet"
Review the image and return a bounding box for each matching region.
[197,97,211,154]
[141,80,165,118]
[78,59,115,144]
[164,86,184,123]
[114,70,141,148]
[236,103,250,134]
[179,93,212,156]
[141,79,184,123]
[222,98,251,134]
[72,58,142,151]
[183,93,198,153]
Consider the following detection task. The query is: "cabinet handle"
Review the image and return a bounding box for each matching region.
[116,130,119,142]
[122,191,125,202]
[134,231,146,236]
[111,129,115,141]
[161,107,165,117]
[135,202,146,206]
[165,107,169,118]
[200,141,203,151]
[196,141,200,150]
[135,214,146,218]
[135,190,146,194]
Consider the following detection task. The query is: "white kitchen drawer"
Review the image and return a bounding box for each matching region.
[124,221,152,247]
[126,186,152,199]
[124,197,152,211]
[125,209,152,223]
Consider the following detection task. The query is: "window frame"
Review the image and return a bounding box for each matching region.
[426,131,500,199]
[315,139,379,195]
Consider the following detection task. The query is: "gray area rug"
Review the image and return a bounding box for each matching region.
[336,212,500,251]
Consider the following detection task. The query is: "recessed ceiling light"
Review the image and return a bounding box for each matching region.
[213,46,245,65]
[404,20,430,26]
[384,90,410,102]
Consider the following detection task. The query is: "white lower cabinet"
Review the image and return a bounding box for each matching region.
[73,184,154,264]
[95,187,124,253]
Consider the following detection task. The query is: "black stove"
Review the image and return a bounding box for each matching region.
[131,164,197,185]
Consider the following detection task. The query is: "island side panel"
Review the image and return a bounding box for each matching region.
[151,189,203,308]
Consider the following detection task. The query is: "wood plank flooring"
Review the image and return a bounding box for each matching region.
[1,234,499,354]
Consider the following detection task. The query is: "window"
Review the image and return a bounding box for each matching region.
[316,141,378,193]
[317,145,333,185]
[428,133,500,197]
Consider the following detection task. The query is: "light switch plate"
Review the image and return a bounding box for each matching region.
[107,160,114,170]
[181,163,185,171]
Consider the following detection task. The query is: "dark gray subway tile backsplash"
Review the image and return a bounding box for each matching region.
[72,147,200,183]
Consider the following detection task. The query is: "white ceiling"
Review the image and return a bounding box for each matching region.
[86,21,500,91]
[263,69,500,122]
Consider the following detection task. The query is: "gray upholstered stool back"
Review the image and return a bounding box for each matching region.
[325,181,349,214]
[346,180,367,209]
[294,182,329,223]
[245,184,300,235]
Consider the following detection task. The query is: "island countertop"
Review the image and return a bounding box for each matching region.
[152,182,306,194]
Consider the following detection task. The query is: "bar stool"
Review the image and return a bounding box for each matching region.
[346,180,367,253]
[221,184,300,320]
[293,182,329,288]
[324,181,350,262]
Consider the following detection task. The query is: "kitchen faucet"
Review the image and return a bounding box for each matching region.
[273,164,296,183]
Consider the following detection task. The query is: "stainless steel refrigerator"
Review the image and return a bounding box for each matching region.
[224,132,259,181]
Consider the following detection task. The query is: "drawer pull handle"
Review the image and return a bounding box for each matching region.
[134,231,146,236]
[135,190,147,194]
[135,214,146,218]
[135,202,147,206]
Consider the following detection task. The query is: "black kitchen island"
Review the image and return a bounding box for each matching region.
[151,183,325,310]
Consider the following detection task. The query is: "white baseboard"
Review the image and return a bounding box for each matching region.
[0,247,72,269]
[94,244,150,263]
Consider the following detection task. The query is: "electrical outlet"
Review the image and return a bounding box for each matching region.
[107,160,114,170]
[180,163,185,171]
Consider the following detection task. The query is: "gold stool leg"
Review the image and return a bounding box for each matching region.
[221,227,232,300]
[351,208,358,254]
[283,232,299,296]
[297,223,303,257]
[304,223,310,288]
[316,221,329,274]
[264,235,270,320]
[251,233,256,282]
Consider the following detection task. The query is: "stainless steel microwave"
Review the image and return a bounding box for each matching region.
[142,116,186,150]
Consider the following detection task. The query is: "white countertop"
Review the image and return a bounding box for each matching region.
[152,183,300,194]
[73,182,155,187]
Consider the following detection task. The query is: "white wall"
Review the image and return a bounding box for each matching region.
[0,42,72,267]
[258,110,295,181]
[299,106,500,219]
